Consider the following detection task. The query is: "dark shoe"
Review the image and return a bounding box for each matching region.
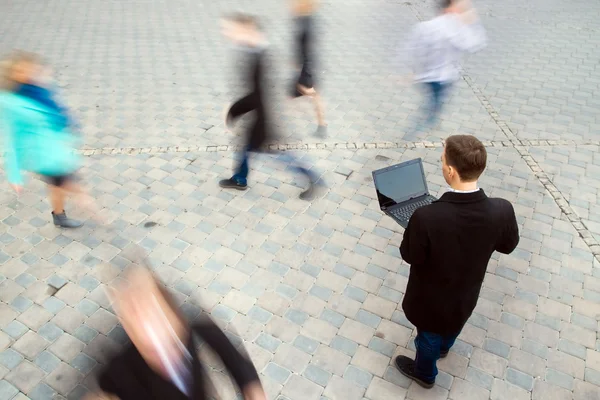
[314,125,327,138]
[52,211,83,229]
[299,180,325,201]
[440,350,449,359]
[219,178,248,191]
[395,355,435,389]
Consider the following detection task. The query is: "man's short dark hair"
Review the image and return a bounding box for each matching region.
[439,0,453,9]
[444,135,487,181]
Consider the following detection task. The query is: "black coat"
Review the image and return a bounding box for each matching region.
[98,318,259,399]
[227,47,271,151]
[400,190,519,335]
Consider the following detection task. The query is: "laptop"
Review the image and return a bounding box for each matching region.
[372,158,437,228]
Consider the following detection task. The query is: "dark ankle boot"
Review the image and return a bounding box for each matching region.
[52,211,83,229]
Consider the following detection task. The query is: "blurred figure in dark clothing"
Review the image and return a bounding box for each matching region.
[84,266,266,400]
[218,14,323,200]
[289,0,326,137]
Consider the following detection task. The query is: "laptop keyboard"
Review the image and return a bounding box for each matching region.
[389,197,435,222]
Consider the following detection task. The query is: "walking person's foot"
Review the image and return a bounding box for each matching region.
[219,178,248,191]
[299,180,325,201]
[394,356,435,389]
[52,211,83,229]
[314,125,327,138]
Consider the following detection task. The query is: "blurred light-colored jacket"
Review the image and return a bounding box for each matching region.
[1,91,81,185]
[403,14,487,83]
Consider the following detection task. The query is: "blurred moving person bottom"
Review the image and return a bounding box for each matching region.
[402,0,486,134]
[218,14,322,200]
[289,0,327,137]
[0,51,102,228]
[85,266,266,400]
[396,135,519,388]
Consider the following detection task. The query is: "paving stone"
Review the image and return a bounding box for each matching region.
[281,375,323,400]
[338,320,374,347]
[312,345,351,377]
[49,335,85,363]
[33,351,61,374]
[330,336,359,357]
[263,363,291,385]
[524,322,559,348]
[0,350,24,370]
[449,378,490,400]
[28,383,57,400]
[470,349,508,378]
[351,346,389,377]
[505,367,534,391]
[323,375,365,400]
[274,344,311,374]
[2,322,28,340]
[12,332,49,360]
[465,367,494,391]
[483,339,510,359]
[490,379,531,400]
[45,363,82,396]
[0,380,19,400]
[548,349,585,380]
[5,361,45,393]
[545,368,575,390]
[303,364,331,387]
[365,377,407,400]
[532,380,573,400]
[573,380,600,400]
[293,335,320,355]
[508,349,546,378]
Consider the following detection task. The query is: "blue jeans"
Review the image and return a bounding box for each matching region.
[409,82,451,135]
[424,81,450,125]
[232,149,318,186]
[414,330,459,382]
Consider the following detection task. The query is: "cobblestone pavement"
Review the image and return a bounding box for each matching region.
[1,0,600,399]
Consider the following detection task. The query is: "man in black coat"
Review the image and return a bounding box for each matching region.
[218,14,321,200]
[395,134,519,389]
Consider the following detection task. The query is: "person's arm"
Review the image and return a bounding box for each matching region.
[0,102,24,188]
[399,209,429,265]
[447,11,487,53]
[496,202,520,254]
[192,318,264,398]
[226,93,258,127]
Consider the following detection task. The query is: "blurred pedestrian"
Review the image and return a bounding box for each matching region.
[219,14,322,200]
[396,135,519,388]
[402,0,486,133]
[85,265,266,400]
[0,51,100,228]
[289,0,327,137]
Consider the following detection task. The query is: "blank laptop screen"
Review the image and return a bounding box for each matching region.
[375,161,427,207]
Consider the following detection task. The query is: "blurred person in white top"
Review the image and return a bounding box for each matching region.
[400,0,486,134]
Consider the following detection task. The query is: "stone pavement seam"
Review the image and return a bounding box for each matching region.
[463,73,600,262]
[76,139,600,156]
[405,0,600,262]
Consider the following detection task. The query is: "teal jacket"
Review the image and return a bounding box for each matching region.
[1,91,81,185]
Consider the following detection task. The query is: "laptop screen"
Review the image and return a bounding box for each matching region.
[373,159,428,207]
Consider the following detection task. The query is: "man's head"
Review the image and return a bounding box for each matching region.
[441,134,487,186]
[221,14,261,45]
[1,51,42,91]
[107,266,188,376]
